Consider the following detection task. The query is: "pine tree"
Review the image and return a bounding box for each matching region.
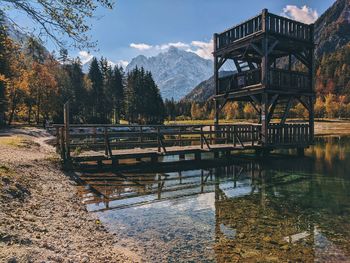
[88,57,104,122]
[124,67,164,124]
[111,66,124,123]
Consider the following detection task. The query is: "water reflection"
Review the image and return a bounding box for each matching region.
[79,136,350,262]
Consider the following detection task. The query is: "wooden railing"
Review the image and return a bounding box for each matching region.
[216,14,262,50]
[218,68,310,94]
[266,13,313,42]
[218,69,261,94]
[53,124,261,161]
[269,68,310,91]
[53,123,311,161]
[267,123,310,145]
[216,10,313,50]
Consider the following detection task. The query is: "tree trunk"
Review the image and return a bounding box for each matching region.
[28,106,32,124]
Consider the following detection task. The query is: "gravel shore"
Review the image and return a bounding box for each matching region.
[0,128,138,263]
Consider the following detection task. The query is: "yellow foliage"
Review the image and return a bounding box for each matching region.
[243,103,257,119]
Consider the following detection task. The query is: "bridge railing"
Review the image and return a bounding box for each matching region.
[53,123,311,161]
[267,123,310,146]
[53,124,261,160]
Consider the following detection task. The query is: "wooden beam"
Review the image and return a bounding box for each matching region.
[251,43,263,56]
[233,58,242,73]
[269,94,279,106]
[249,101,261,115]
[218,98,229,113]
[267,95,279,124]
[293,52,310,68]
[280,98,293,125]
[247,61,256,70]
[267,39,279,55]
[218,57,227,69]
[261,93,268,145]
[249,94,260,105]
[297,97,311,112]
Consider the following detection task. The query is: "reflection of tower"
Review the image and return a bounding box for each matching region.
[212,161,316,262]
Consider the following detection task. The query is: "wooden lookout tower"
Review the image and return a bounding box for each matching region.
[213,9,315,150]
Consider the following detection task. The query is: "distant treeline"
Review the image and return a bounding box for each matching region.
[165,93,350,121]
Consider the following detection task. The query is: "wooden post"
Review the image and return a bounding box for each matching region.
[309,24,315,144]
[214,151,219,159]
[297,148,305,157]
[157,127,161,152]
[104,127,108,156]
[261,93,269,145]
[213,33,220,126]
[63,102,70,161]
[60,127,65,160]
[232,125,237,147]
[262,9,268,33]
[200,126,203,149]
[140,126,143,143]
[195,151,201,161]
[55,127,60,153]
[210,125,213,145]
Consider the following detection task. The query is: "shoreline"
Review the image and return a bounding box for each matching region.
[0,128,138,262]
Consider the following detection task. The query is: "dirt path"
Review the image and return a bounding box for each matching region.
[0,127,139,263]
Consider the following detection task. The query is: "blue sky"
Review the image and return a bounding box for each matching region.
[4,0,336,66]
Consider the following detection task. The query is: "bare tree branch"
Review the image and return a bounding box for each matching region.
[0,0,115,49]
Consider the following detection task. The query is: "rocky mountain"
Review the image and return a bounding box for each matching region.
[314,0,350,60]
[183,0,350,102]
[126,47,212,100]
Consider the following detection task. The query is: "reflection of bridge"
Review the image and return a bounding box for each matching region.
[79,156,311,212]
[80,161,259,212]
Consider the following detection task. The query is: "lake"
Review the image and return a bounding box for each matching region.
[79,135,350,262]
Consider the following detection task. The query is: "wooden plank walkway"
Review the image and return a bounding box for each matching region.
[74,143,252,162]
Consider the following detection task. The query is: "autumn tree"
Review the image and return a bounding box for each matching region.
[243,103,257,120]
[314,97,325,118]
[0,11,10,125]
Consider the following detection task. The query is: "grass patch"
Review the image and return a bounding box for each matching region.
[0,165,14,177]
[0,135,39,148]
[0,136,25,147]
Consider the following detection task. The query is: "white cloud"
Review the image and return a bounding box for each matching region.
[157,42,190,50]
[189,40,213,60]
[130,43,153,50]
[282,5,319,24]
[78,50,93,64]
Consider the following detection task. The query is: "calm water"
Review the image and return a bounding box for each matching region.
[80,136,350,262]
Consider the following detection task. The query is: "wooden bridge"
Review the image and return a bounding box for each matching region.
[54,122,311,167]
